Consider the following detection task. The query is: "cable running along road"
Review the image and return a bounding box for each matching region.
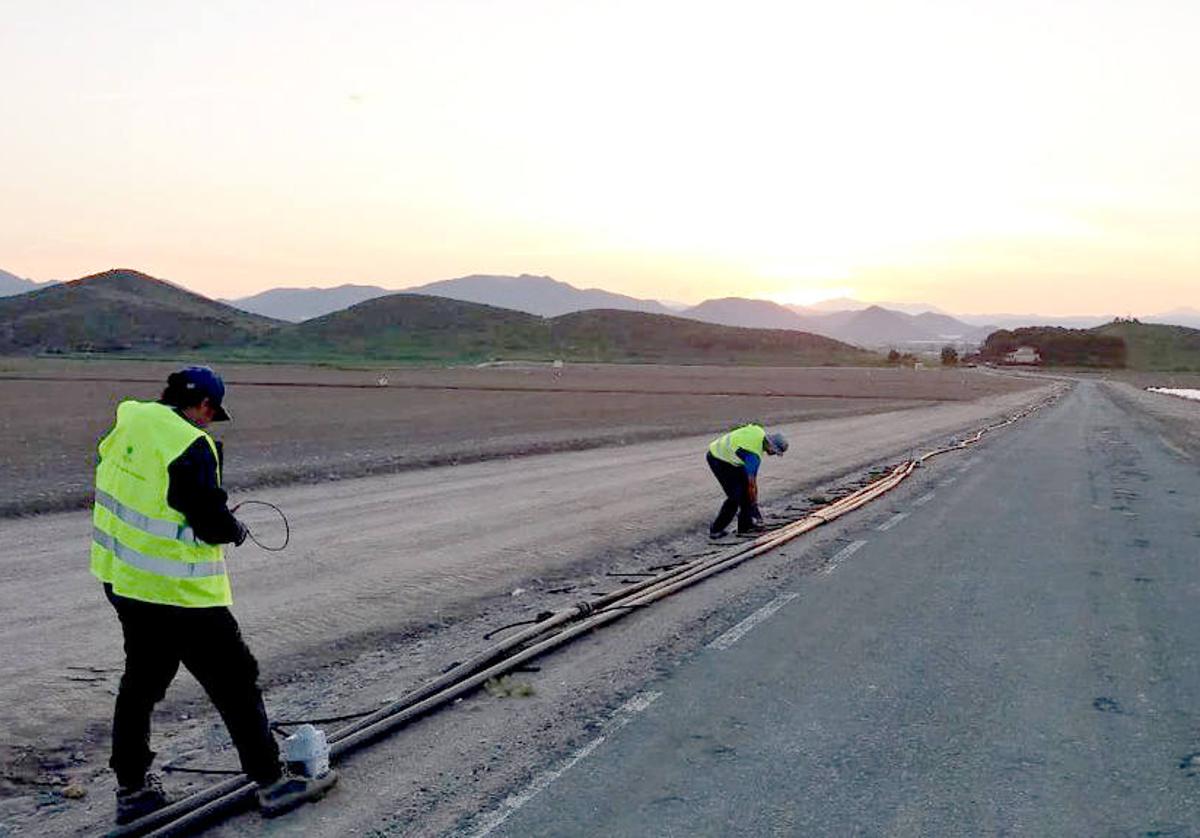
[110,386,1068,837]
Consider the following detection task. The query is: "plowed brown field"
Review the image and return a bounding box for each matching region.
[0,359,1033,516]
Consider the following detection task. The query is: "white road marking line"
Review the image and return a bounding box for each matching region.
[912,492,936,507]
[877,512,909,532]
[463,691,663,838]
[708,592,800,650]
[822,540,868,575]
[941,476,958,486]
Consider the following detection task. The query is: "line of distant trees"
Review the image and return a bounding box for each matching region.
[883,346,960,367]
[980,327,1126,368]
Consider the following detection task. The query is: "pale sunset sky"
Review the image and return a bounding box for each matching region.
[3,0,1197,315]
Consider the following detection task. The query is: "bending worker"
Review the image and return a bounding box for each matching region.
[706,422,788,538]
[91,366,337,825]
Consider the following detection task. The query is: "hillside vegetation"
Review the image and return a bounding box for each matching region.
[0,269,278,353]
[546,309,873,365]
[981,327,1127,368]
[981,320,1200,370]
[1093,321,1200,371]
[0,272,877,366]
[258,294,550,360]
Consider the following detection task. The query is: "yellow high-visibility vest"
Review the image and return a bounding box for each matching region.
[91,401,231,607]
[708,424,767,467]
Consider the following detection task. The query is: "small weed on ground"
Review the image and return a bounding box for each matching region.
[483,676,535,698]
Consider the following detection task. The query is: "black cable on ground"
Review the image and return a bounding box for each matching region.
[163,765,242,776]
[483,610,555,640]
[229,500,290,551]
[269,705,385,730]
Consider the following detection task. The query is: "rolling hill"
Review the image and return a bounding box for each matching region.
[250,293,875,365]
[816,306,946,345]
[256,293,550,360]
[1094,321,1200,371]
[682,297,811,331]
[546,309,874,365]
[0,269,280,354]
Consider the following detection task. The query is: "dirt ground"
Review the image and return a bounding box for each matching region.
[0,359,1033,516]
[1101,378,1200,460]
[0,364,1056,836]
[1108,370,1200,391]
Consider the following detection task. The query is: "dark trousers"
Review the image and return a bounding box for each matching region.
[104,584,281,787]
[707,452,754,533]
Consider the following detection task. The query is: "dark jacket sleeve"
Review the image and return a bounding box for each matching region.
[166,437,242,545]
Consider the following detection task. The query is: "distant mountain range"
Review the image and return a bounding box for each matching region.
[405,274,675,318]
[265,292,872,365]
[5,267,1197,345]
[220,284,394,321]
[0,269,873,366]
[225,274,673,322]
[8,267,1197,371]
[799,297,946,316]
[225,276,993,348]
[674,298,991,345]
[0,268,56,296]
[220,273,1199,346]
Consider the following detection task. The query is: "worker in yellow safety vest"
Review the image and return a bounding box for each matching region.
[92,366,337,825]
[706,423,788,538]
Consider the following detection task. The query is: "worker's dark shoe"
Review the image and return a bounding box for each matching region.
[257,769,339,818]
[736,523,769,536]
[116,773,170,825]
[708,528,730,540]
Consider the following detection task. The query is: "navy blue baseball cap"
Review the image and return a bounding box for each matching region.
[176,366,231,421]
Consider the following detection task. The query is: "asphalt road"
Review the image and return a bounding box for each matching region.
[476,380,1200,837]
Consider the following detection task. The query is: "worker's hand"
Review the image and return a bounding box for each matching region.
[233,518,250,547]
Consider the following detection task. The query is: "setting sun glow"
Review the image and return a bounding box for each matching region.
[3,0,1197,316]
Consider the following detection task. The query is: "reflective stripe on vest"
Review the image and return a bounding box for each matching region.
[92,528,226,578]
[708,424,766,467]
[94,488,197,544]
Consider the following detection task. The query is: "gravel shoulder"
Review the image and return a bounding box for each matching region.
[1101,379,1200,461]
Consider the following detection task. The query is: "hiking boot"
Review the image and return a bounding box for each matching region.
[116,773,170,825]
[257,769,339,818]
